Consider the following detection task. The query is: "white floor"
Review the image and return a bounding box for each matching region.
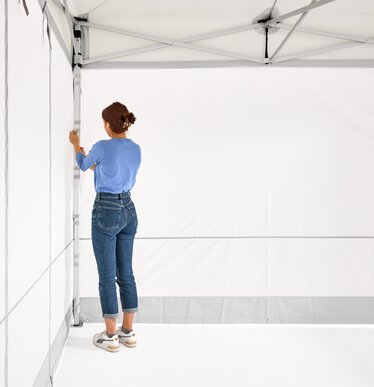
[54,323,374,387]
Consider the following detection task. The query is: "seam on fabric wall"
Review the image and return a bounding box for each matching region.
[4,0,9,385]
[48,31,52,385]
[80,236,374,240]
[0,239,73,327]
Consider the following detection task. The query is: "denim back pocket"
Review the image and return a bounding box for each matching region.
[127,204,138,230]
[97,204,123,231]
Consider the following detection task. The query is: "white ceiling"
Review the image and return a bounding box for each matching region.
[49,0,374,66]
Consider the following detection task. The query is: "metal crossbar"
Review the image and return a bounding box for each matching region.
[78,0,338,66]
[80,21,264,65]
[47,0,374,66]
[273,40,368,64]
[270,0,317,62]
[278,24,374,45]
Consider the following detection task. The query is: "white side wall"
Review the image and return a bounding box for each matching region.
[79,66,374,300]
[1,1,74,386]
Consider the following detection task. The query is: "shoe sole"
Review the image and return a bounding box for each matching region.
[119,340,137,348]
[93,340,120,352]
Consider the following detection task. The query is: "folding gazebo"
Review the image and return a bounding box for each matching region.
[2,1,374,386]
[67,0,374,326]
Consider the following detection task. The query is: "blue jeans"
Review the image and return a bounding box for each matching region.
[91,191,138,319]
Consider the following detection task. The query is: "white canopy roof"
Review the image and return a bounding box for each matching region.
[46,0,374,67]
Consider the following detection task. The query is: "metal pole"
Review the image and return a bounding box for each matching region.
[72,21,83,327]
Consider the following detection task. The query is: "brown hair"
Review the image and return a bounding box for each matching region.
[102,101,136,133]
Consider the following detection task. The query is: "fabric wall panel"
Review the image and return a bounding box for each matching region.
[162,115,268,237]
[3,2,74,385]
[50,30,74,260]
[133,238,266,296]
[80,67,374,237]
[51,243,73,340]
[47,0,72,58]
[7,0,50,310]
[49,28,74,342]
[79,240,98,297]
[80,238,268,297]
[79,67,270,237]
[267,238,374,296]
[266,68,374,236]
[80,237,374,298]
[8,274,49,387]
[79,67,374,300]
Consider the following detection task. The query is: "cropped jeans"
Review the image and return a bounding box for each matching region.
[91,191,139,319]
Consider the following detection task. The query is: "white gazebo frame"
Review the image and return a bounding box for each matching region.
[40,0,374,326]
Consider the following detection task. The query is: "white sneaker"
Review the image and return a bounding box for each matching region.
[93,330,120,352]
[116,327,137,348]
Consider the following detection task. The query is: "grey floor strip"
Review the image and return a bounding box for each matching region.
[33,303,73,387]
[80,296,374,324]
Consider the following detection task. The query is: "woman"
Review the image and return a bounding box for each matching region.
[69,101,141,353]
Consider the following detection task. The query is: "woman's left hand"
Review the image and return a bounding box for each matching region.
[69,129,79,145]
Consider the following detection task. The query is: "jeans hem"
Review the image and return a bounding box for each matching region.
[103,313,118,319]
[122,307,138,313]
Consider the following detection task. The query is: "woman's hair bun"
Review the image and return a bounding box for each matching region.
[102,102,136,133]
[127,112,136,125]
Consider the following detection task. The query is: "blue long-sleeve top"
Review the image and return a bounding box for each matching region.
[76,138,141,193]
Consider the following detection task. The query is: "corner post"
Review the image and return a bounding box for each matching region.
[72,21,83,327]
